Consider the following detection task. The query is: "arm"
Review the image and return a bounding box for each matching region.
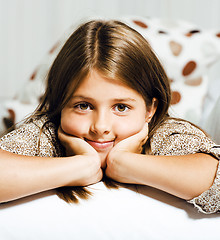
[0,126,102,203]
[105,122,219,200]
[106,150,218,200]
[0,149,102,203]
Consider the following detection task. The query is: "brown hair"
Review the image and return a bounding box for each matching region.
[35,19,171,203]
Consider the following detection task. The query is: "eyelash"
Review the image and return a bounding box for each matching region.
[73,102,93,111]
[73,102,131,114]
[114,104,130,113]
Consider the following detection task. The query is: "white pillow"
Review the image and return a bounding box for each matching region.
[0,182,220,240]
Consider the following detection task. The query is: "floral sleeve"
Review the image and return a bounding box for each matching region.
[0,117,62,157]
[150,119,220,214]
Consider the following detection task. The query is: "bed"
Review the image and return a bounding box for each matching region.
[1,182,220,240]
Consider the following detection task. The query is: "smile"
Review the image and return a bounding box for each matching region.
[85,139,114,152]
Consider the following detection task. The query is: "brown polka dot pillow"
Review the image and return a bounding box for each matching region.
[122,17,220,124]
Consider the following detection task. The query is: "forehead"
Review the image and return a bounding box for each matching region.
[73,70,144,100]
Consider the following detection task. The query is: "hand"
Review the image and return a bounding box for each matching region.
[108,122,148,157]
[105,122,149,183]
[66,154,103,187]
[58,126,97,157]
[58,127,103,186]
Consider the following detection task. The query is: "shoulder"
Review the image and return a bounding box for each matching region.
[153,118,206,139]
[0,115,63,157]
[150,118,218,156]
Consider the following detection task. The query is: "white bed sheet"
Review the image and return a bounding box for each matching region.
[0,182,219,240]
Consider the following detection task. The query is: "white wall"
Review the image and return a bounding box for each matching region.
[1,0,220,99]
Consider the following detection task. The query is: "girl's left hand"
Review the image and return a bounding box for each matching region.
[105,122,149,183]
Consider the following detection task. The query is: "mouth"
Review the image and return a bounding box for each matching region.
[85,138,114,152]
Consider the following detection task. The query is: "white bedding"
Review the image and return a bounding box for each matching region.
[0,182,219,240]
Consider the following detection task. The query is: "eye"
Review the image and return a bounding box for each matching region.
[74,102,92,111]
[114,104,130,113]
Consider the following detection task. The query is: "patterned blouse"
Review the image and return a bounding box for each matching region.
[0,115,220,214]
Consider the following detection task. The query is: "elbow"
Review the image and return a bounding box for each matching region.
[178,185,211,201]
[167,181,213,201]
[182,193,201,201]
[180,156,218,201]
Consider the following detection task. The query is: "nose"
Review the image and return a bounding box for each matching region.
[90,110,111,135]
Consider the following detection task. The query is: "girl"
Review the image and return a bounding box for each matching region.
[0,20,219,214]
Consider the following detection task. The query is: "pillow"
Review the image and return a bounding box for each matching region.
[121,16,220,124]
[1,182,220,239]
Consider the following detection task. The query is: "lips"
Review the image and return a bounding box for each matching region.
[85,139,114,152]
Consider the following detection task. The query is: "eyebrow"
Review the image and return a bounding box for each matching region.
[71,95,136,102]
[112,98,136,102]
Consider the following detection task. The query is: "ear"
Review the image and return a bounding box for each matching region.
[145,98,158,123]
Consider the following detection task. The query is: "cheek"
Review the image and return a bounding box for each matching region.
[60,112,89,137]
[114,117,146,141]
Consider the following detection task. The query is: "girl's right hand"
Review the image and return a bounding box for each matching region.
[58,127,103,186]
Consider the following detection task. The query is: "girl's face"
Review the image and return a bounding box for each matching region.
[61,70,155,168]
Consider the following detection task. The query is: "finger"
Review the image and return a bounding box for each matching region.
[58,126,79,144]
[57,126,68,141]
[57,126,62,137]
[133,122,148,144]
[141,122,149,145]
[142,122,149,135]
[58,126,73,138]
[57,126,68,144]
